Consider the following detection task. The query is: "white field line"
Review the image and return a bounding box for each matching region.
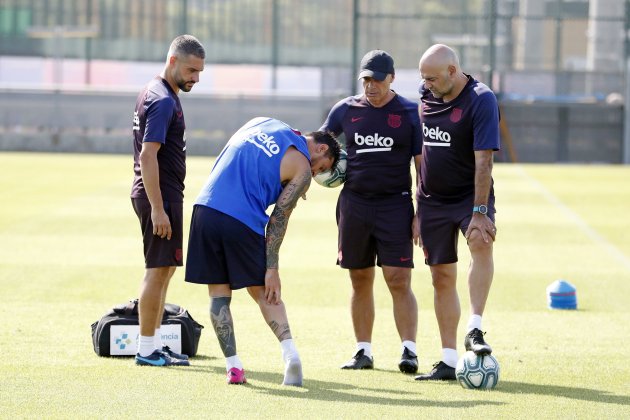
[516,165,630,272]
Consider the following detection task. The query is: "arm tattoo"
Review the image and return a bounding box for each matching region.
[210,296,237,357]
[268,320,293,341]
[265,169,310,269]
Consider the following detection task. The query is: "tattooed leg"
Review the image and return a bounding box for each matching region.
[247,285,301,385]
[210,296,236,357]
[248,285,292,342]
[269,320,292,342]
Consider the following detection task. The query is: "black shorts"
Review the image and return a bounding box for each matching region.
[336,189,414,269]
[131,197,183,268]
[418,195,495,266]
[185,205,266,290]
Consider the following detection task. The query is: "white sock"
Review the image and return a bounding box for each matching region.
[138,335,156,357]
[226,355,243,371]
[401,340,417,355]
[280,339,299,362]
[467,314,483,332]
[154,328,163,349]
[442,348,458,368]
[357,342,372,358]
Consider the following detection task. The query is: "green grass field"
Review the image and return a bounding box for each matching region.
[1,152,629,419]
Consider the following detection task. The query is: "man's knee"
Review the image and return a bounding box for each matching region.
[145,266,175,283]
[349,268,374,292]
[246,285,264,302]
[383,268,412,294]
[430,265,456,291]
[150,266,175,274]
[467,229,493,253]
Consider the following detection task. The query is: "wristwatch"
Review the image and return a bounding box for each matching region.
[473,204,488,215]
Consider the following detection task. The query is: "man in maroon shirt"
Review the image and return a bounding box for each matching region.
[414,44,500,381]
[320,50,422,374]
[131,35,205,367]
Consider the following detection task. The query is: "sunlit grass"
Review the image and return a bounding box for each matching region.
[0,152,629,418]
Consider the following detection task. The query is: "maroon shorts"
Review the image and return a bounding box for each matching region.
[336,189,414,269]
[418,195,495,266]
[131,198,183,268]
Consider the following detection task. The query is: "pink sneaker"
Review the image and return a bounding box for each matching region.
[226,367,246,385]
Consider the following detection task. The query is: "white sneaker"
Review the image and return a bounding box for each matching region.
[282,358,303,386]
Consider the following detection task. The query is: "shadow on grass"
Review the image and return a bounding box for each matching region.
[497,381,630,405]
[189,355,219,361]
[184,364,504,408]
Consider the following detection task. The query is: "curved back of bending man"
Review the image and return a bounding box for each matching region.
[185,117,341,386]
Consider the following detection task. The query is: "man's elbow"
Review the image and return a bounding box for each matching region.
[139,145,158,166]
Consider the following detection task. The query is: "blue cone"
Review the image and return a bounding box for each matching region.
[546,280,577,310]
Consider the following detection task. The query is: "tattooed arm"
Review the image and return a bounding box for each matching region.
[264,147,312,304]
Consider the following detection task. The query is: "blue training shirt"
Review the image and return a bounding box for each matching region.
[195,117,310,235]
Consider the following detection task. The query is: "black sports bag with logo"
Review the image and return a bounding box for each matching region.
[91,299,204,357]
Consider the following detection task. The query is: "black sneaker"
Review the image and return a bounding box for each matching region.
[398,347,418,374]
[162,345,189,360]
[464,328,493,356]
[340,349,374,370]
[414,361,456,381]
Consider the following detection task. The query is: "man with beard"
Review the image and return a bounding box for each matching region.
[186,117,341,385]
[131,35,205,367]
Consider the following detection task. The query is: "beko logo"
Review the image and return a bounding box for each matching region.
[245,129,280,157]
[422,123,451,143]
[354,132,393,153]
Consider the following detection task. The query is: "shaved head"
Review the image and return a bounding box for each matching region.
[419,44,460,72]
[419,44,466,102]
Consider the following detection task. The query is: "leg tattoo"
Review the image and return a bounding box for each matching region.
[268,320,292,342]
[210,296,236,357]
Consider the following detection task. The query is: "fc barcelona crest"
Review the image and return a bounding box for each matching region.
[450,107,463,123]
[388,114,402,128]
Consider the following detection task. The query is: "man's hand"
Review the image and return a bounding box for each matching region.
[465,213,496,243]
[412,213,422,247]
[151,207,172,239]
[264,268,281,305]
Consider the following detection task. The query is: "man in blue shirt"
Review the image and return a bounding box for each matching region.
[320,50,422,375]
[131,34,205,367]
[186,117,341,386]
[414,44,500,381]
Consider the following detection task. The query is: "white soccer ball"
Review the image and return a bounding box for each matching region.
[313,149,347,188]
[455,351,500,390]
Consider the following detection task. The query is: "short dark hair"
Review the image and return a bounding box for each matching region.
[306,131,341,169]
[169,34,206,59]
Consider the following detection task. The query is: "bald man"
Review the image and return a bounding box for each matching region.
[414,44,500,381]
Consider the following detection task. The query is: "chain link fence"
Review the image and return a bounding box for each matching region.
[1,0,628,161]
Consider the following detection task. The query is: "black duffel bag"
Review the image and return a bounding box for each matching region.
[91,299,204,357]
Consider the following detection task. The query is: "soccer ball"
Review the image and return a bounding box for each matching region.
[313,149,347,188]
[455,351,500,389]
